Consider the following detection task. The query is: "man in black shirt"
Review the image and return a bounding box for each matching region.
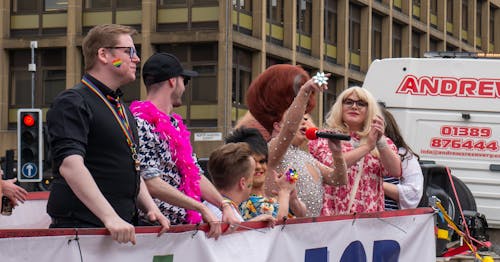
[46,24,170,245]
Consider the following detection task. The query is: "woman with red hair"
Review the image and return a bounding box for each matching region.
[238,64,316,140]
[242,65,347,217]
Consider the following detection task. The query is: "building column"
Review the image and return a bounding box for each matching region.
[337,0,349,89]
[0,0,10,130]
[494,7,500,53]
[219,0,233,134]
[252,0,266,77]
[66,0,82,88]
[360,4,371,72]
[141,0,156,99]
[283,0,297,64]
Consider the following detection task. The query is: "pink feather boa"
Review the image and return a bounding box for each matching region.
[130,100,202,224]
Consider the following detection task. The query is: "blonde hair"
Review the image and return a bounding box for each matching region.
[324,86,381,137]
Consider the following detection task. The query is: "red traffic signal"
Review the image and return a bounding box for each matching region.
[17,109,43,182]
[22,114,36,127]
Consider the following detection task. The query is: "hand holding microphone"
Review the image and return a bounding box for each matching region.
[305,127,351,141]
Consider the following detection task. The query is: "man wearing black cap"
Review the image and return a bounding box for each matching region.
[129,53,241,239]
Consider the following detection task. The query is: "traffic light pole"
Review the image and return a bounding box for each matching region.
[29,41,37,109]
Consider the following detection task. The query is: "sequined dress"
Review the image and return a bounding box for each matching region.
[277,146,324,217]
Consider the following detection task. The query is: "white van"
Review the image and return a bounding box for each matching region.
[363,57,500,229]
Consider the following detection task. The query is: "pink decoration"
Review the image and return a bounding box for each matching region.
[130,101,202,223]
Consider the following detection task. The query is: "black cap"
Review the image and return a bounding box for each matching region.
[142,53,198,86]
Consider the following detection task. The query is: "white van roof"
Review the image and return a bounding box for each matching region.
[363,58,500,112]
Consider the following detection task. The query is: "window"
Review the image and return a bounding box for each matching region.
[297,0,312,35]
[372,14,382,60]
[11,0,67,36]
[267,0,283,23]
[349,4,361,54]
[462,0,468,31]
[325,0,337,45]
[296,0,312,54]
[158,0,218,31]
[156,43,218,127]
[12,0,68,13]
[9,49,66,109]
[491,7,496,44]
[266,0,284,45]
[44,0,69,11]
[412,31,421,57]
[266,56,288,68]
[430,0,437,15]
[429,37,440,52]
[85,0,141,9]
[323,77,336,118]
[83,0,142,33]
[159,0,186,6]
[413,0,421,18]
[232,47,252,123]
[447,0,453,23]
[233,0,253,35]
[476,1,482,37]
[11,0,40,13]
[392,23,402,57]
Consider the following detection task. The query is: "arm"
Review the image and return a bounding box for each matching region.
[397,155,424,209]
[317,139,348,186]
[144,176,222,239]
[377,136,402,178]
[136,177,170,236]
[267,78,327,193]
[274,170,294,219]
[371,115,401,178]
[0,178,28,206]
[288,189,307,217]
[199,175,241,232]
[383,182,399,202]
[60,155,136,245]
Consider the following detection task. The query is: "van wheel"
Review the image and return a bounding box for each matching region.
[448,175,477,215]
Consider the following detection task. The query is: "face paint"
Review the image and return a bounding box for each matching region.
[112,58,122,68]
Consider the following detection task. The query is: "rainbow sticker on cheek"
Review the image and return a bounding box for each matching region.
[112,58,122,68]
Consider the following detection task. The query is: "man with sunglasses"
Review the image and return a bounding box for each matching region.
[46,24,170,245]
[129,53,241,240]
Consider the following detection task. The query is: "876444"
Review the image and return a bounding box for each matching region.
[430,137,499,151]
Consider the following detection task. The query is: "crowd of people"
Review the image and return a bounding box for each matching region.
[0,24,424,245]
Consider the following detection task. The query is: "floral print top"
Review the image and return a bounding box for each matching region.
[239,195,279,220]
[309,133,397,215]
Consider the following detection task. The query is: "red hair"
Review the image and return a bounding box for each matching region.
[246,64,315,134]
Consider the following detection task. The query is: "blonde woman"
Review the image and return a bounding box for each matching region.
[309,86,402,215]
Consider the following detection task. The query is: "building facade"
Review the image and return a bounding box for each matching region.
[1,0,499,158]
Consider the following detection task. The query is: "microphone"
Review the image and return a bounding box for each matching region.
[305,127,351,141]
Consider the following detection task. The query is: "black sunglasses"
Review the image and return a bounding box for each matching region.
[183,77,190,86]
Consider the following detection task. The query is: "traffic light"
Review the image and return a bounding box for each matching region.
[17,109,43,182]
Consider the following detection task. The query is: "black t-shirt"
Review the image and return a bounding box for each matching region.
[46,74,140,226]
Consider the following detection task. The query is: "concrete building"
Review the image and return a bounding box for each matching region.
[1,0,499,159]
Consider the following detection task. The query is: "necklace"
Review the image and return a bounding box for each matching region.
[81,76,140,172]
[130,100,202,223]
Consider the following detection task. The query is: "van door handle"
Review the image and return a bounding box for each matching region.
[490,164,500,172]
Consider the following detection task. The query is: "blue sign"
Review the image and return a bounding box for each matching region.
[21,162,38,178]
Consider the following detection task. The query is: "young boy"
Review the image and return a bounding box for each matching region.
[225,127,306,219]
[204,142,275,230]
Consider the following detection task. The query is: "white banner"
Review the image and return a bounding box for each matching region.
[0,210,435,262]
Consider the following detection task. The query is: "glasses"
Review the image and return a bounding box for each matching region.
[105,46,138,59]
[343,99,368,108]
[182,77,190,86]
